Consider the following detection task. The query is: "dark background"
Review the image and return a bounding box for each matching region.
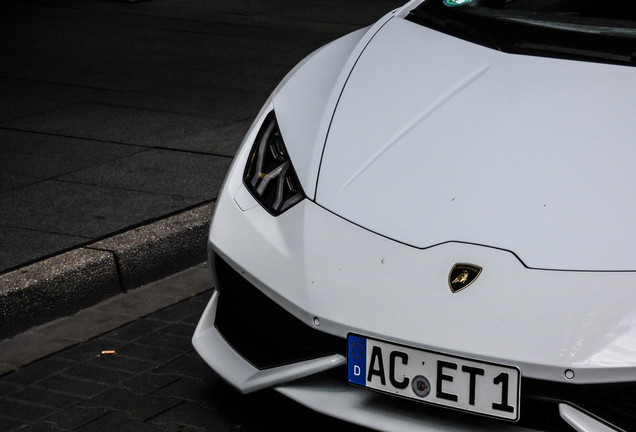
[1,0,404,273]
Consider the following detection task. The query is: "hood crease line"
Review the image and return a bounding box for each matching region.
[341,63,491,191]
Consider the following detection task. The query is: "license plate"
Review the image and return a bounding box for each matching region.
[347,334,520,421]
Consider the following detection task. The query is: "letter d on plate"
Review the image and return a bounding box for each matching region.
[348,334,367,386]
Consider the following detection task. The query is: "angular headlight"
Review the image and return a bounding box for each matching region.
[243,112,305,216]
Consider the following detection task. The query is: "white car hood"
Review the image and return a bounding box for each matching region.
[316,17,636,271]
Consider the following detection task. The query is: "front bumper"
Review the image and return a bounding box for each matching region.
[193,257,634,431]
[193,120,636,430]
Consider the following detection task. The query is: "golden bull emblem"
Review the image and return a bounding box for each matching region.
[448,264,482,293]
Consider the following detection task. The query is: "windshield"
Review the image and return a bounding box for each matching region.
[408,0,636,65]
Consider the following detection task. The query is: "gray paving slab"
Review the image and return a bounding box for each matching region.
[0,227,87,271]
[0,180,197,238]
[83,87,267,122]
[0,333,77,375]
[0,130,142,180]
[2,103,231,147]
[183,119,252,156]
[35,309,137,344]
[0,78,95,123]
[138,68,280,95]
[59,149,231,198]
[261,0,402,25]
[9,3,338,45]
[0,173,38,193]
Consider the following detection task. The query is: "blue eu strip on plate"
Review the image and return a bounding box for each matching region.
[347,334,367,386]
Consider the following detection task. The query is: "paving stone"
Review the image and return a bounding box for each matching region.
[6,386,83,409]
[146,300,206,324]
[100,320,166,344]
[3,103,230,148]
[180,119,253,157]
[261,0,399,26]
[96,290,183,324]
[0,416,24,432]
[37,375,108,399]
[0,77,95,123]
[9,423,64,432]
[0,381,21,397]
[0,398,57,422]
[161,323,196,339]
[56,338,119,363]
[152,355,216,383]
[115,343,183,366]
[0,363,15,376]
[181,313,204,326]
[0,333,77,372]
[125,32,305,68]
[85,355,155,374]
[83,90,259,125]
[59,149,230,199]
[63,364,135,385]
[143,68,279,95]
[133,331,193,354]
[119,373,180,396]
[149,401,228,432]
[0,180,198,238]
[0,331,78,369]
[0,129,141,180]
[4,358,75,386]
[0,226,87,272]
[80,387,181,421]
[0,172,37,192]
[150,377,226,405]
[45,406,109,431]
[35,309,136,343]
[139,264,212,299]
[191,291,214,305]
[76,410,178,432]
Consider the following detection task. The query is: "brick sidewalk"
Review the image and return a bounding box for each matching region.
[0,266,367,432]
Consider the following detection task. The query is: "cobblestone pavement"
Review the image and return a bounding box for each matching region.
[0,266,369,432]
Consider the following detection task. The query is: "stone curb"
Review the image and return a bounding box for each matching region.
[0,202,213,339]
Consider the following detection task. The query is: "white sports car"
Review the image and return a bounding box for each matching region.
[193,1,636,431]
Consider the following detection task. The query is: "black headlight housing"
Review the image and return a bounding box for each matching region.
[243,112,305,216]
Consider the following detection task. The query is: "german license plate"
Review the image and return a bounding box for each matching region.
[347,334,520,421]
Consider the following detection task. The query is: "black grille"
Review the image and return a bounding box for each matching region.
[213,255,344,369]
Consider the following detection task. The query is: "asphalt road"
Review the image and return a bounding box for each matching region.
[0,265,371,432]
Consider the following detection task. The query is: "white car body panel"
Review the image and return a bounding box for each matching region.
[316,18,636,271]
[202,165,636,384]
[193,2,636,430]
[274,12,395,200]
[276,377,537,432]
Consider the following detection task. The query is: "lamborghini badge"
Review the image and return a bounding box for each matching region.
[449,263,482,293]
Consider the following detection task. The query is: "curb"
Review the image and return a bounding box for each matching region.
[0,202,213,339]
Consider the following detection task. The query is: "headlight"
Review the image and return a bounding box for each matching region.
[243,112,305,216]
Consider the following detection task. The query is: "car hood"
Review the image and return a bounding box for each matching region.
[316,17,636,271]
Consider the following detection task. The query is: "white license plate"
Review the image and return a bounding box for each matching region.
[347,334,520,421]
